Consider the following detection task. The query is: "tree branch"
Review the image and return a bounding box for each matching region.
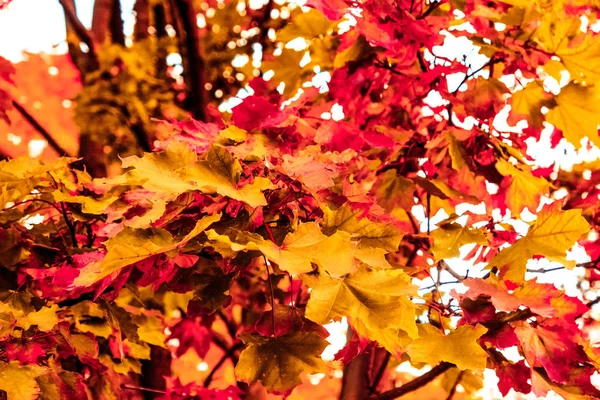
[11,99,72,157]
[203,341,243,387]
[109,0,125,46]
[134,0,151,41]
[58,0,99,70]
[371,362,454,400]
[444,371,464,400]
[91,0,112,44]
[172,0,208,121]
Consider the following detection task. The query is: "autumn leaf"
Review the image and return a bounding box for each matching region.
[121,143,273,207]
[0,361,47,400]
[496,159,550,217]
[430,221,487,260]
[546,83,600,149]
[207,222,356,276]
[303,269,419,350]
[276,9,336,43]
[461,275,587,320]
[406,324,488,371]
[487,206,589,281]
[74,214,221,286]
[535,15,600,84]
[508,81,553,128]
[235,332,328,392]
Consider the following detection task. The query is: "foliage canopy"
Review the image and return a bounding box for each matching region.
[2,0,600,399]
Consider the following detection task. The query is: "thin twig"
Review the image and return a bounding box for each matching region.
[216,310,237,340]
[121,384,166,394]
[371,362,454,400]
[444,371,464,400]
[203,341,243,387]
[426,193,431,235]
[263,255,276,337]
[60,202,78,247]
[418,0,445,19]
[11,99,72,157]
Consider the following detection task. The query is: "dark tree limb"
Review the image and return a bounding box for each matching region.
[110,0,126,46]
[11,99,72,157]
[58,0,99,71]
[444,371,464,400]
[371,362,454,400]
[255,0,274,49]
[134,0,151,40]
[91,0,113,44]
[339,330,371,400]
[140,345,172,400]
[203,341,243,388]
[368,351,391,394]
[171,0,208,121]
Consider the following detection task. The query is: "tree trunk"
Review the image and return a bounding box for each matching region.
[92,0,113,44]
[140,345,172,400]
[134,0,150,41]
[171,0,208,121]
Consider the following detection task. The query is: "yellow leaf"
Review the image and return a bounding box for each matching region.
[546,83,600,148]
[51,190,118,215]
[407,324,488,371]
[235,332,328,392]
[0,361,47,400]
[430,222,487,260]
[74,214,221,286]
[207,222,356,276]
[535,15,600,84]
[276,9,335,42]
[495,159,550,216]
[374,170,416,212]
[509,81,553,128]
[19,304,59,332]
[121,143,273,207]
[322,203,404,251]
[303,269,419,345]
[262,49,305,96]
[488,206,589,281]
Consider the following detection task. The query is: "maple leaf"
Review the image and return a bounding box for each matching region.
[461,275,587,320]
[235,332,328,392]
[322,203,403,269]
[535,15,600,84]
[230,96,286,131]
[167,318,211,358]
[495,159,550,217]
[508,81,554,128]
[74,214,221,286]
[494,360,532,396]
[302,269,419,349]
[208,222,356,276]
[430,221,487,260]
[276,9,336,43]
[513,321,588,384]
[487,206,589,281]
[546,83,600,149]
[121,143,273,207]
[0,361,47,400]
[406,324,489,371]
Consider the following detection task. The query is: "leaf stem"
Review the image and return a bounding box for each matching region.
[263,256,276,337]
[121,384,166,394]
